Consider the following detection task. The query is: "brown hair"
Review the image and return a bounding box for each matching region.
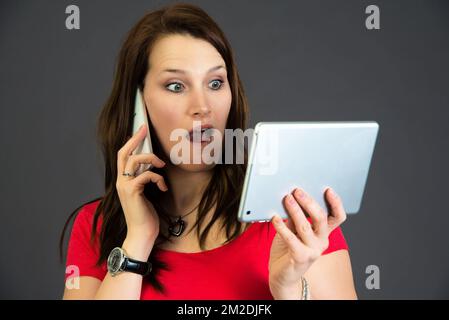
[60,2,249,293]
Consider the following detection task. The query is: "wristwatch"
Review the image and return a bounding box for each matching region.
[107,247,152,277]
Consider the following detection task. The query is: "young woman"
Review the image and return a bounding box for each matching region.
[61,3,357,300]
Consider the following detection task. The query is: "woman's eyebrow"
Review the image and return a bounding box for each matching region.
[159,65,225,75]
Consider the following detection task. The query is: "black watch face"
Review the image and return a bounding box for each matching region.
[107,247,124,274]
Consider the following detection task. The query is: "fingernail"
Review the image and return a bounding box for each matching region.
[328,188,336,197]
[286,194,295,204]
[273,215,282,225]
[295,188,305,198]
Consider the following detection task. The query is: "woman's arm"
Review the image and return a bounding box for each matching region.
[303,249,357,300]
[63,236,153,300]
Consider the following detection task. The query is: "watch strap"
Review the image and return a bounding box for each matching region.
[124,257,152,276]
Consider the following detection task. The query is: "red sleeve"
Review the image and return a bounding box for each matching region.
[65,203,107,281]
[322,226,349,255]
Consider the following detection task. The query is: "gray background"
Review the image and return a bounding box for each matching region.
[0,0,448,299]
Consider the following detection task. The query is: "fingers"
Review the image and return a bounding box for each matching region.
[324,187,347,232]
[273,188,348,266]
[292,188,328,238]
[128,171,168,193]
[283,194,315,247]
[122,153,166,179]
[117,124,148,175]
[271,215,309,253]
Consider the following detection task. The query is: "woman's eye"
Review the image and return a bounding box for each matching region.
[209,79,224,90]
[165,79,224,93]
[166,82,184,92]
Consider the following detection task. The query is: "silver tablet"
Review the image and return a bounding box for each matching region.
[237,121,379,222]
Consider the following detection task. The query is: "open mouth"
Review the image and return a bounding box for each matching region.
[187,125,214,143]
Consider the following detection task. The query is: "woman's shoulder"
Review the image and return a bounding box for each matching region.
[66,198,107,280]
[72,198,103,232]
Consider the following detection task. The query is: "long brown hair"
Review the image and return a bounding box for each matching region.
[59,2,250,293]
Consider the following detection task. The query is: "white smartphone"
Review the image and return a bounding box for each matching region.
[132,88,154,176]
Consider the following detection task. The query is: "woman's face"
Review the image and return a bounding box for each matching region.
[143,34,232,171]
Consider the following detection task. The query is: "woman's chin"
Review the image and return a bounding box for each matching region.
[174,162,217,172]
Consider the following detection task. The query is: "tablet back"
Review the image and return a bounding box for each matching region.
[238,121,379,222]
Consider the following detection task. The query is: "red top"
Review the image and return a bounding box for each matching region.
[65,200,349,299]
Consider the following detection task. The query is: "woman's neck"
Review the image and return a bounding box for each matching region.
[163,163,214,218]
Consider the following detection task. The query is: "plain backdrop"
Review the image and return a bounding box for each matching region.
[0,0,448,299]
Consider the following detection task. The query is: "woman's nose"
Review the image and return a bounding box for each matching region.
[189,89,212,117]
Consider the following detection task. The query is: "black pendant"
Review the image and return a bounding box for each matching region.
[168,217,185,237]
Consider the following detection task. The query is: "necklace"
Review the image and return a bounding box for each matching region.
[167,203,199,237]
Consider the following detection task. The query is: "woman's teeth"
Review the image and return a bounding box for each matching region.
[188,128,213,142]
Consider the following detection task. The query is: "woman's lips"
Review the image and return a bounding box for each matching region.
[188,128,214,143]
[187,124,214,143]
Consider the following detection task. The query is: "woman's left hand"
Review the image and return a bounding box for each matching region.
[268,187,347,299]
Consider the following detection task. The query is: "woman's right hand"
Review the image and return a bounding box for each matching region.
[116,124,168,252]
